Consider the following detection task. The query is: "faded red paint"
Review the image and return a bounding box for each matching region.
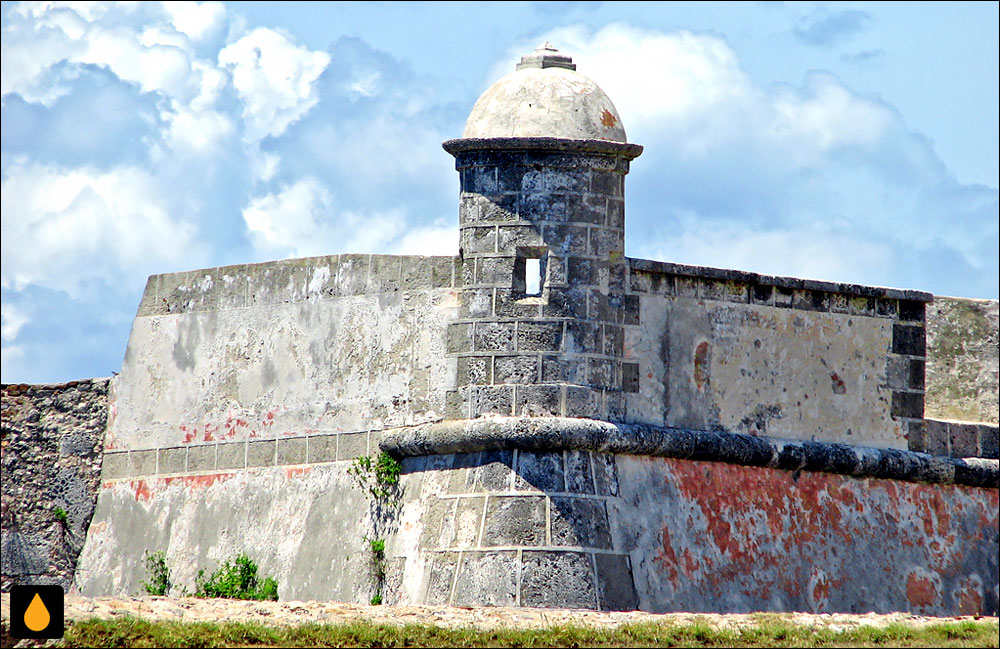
[907,573,938,609]
[132,479,152,502]
[285,466,312,479]
[162,472,235,490]
[693,341,710,390]
[812,574,830,606]
[600,109,618,128]
[956,578,984,616]
[129,472,237,502]
[647,456,998,612]
[653,527,680,582]
[829,372,846,394]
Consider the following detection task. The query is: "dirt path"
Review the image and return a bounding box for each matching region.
[2,593,995,634]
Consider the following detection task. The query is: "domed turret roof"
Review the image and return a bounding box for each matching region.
[462,43,628,143]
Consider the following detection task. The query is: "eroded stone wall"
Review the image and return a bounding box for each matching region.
[386,438,997,615]
[925,297,999,425]
[618,454,998,615]
[108,254,459,453]
[76,461,373,600]
[625,259,930,450]
[1,379,108,591]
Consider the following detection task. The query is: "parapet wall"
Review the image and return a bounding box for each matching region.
[624,259,931,450]
[108,254,460,452]
[1,379,108,591]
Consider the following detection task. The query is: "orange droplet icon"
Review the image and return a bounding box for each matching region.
[25,592,51,632]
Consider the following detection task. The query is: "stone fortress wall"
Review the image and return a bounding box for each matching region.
[1,380,108,591]
[2,44,998,616]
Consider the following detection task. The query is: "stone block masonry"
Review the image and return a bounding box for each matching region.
[446,139,642,423]
[17,45,999,617]
[1,379,108,591]
[383,419,997,614]
[623,258,932,450]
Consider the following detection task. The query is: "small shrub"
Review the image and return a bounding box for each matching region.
[142,550,172,596]
[194,553,278,601]
[349,452,401,500]
[53,507,68,524]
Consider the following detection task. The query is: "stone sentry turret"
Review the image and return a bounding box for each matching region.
[444,44,643,421]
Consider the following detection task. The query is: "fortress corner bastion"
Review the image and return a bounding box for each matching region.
[3,45,998,616]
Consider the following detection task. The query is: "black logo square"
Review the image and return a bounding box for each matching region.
[9,584,64,639]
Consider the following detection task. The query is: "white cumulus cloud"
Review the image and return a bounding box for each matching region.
[1,303,30,343]
[510,23,996,295]
[1,161,205,295]
[162,1,225,42]
[240,177,449,260]
[218,27,331,142]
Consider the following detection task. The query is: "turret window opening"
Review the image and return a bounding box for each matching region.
[515,247,548,298]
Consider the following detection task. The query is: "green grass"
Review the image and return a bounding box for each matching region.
[23,614,996,648]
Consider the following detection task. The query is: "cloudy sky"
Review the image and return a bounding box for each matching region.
[2,1,997,383]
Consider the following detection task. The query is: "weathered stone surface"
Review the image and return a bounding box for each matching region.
[460,47,628,143]
[481,496,545,546]
[1,379,108,591]
[925,297,999,424]
[626,292,906,448]
[380,417,998,488]
[564,450,594,494]
[520,551,598,609]
[76,464,373,601]
[595,553,639,611]
[514,450,563,492]
[549,497,612,549]
[113,259,458,452]
[617,455,998,615]
[452,551,518,607]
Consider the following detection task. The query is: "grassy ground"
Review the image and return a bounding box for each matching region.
[3,615,996,648]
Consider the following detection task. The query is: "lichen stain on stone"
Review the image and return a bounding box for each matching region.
[600,109,618,128]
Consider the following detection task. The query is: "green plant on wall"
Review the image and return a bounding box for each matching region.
[348,452,401,500]
[142,550,172,596]
[195,553,278,601]
[349,451,403,605]
[140,550,277,600]
[53,507,68,525]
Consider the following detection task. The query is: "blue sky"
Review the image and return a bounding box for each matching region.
[2,1,997,383]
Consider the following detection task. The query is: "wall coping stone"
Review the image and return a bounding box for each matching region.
[443,137,644,160]
[379,417,998,489]
[2,377,111,393]
[627,258,933,303]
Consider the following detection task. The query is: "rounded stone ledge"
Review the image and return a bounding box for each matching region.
[379,417,999,489]
[443,137,643,161]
